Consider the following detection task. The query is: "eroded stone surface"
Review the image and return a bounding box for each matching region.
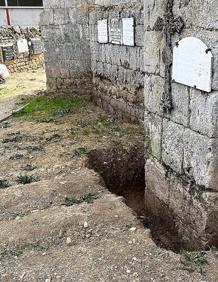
[144,0,218,248]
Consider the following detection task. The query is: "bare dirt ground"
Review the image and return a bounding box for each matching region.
[0,69,46,120]
[0,70,217,281]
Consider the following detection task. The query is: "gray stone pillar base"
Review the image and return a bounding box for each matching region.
[145,158,218,250]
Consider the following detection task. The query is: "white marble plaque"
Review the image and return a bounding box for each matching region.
[17,39,29,53]
[97,19,108,44]
[109,18,122,45]
[172,37,213,92]
[122,18,134,46]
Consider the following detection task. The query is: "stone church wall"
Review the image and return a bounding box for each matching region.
[90,0,144,122]
[41,0,218,249]
[41,0,93,95]
[41,0,144,122]
[144,0,218,249]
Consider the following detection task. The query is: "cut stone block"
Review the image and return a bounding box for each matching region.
[162,119,185,174]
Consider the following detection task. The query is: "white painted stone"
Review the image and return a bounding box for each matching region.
[0,64,9,79]
[97,19,108,43]
[172,37,213,92]
[122,18,134,46]
[17,39,29,53]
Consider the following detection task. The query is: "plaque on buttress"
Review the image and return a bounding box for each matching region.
[172,37,213,92]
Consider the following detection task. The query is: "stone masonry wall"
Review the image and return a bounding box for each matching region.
[41,0,144,122]
[41,0,93,95]
[41,0,218,248]
[90,0,144,122]
[144,0,218,249]
[0,26,44,73]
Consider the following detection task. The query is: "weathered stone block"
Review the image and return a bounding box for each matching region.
[144,31,162,74]
[162,119,185,174]
[169,174,218,249]
[190,89,218,138]
[144,74,164,115]
[144,0,165,28]
[43,0,62,9]
[68,8,89,25]
[173,0,218,30]
[145,159,218,249]
[144,111,162,160]
[145,158,170,205]
[135,25,144,47]
[40,9,54,27]
[212,45,218,91]
[170,82,189,126]
[53,8,70,26]
[183,129,218,190]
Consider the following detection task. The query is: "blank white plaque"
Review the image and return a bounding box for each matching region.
[172,37,213,92]
[97,19,108,44]
[122,18,134,46]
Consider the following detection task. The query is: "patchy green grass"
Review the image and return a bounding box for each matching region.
[73,147,89,157]
[137,214,152,228]
[126,223,134,229]
[0,84,25,99]
[0,238,58,258]
[80,193,99,203]
[180,251,209,274]
[13,94,90,122]
[17,175,38,185]
[0,179,10,189]
[2,132,23,143]
[63,193,99,207]
[71,115,143,142]
[62,197,82,207]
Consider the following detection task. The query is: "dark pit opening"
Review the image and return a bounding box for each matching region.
[86,145,184,253]
[87,145,145,214]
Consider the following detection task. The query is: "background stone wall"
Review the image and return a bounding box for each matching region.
[144,0,218,249]
[41,0,218,248]
[0,27,44,73]
[90,0,144,122]
[41,0,144,121]
[41,0,93,95]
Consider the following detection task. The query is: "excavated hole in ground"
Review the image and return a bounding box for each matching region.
[86,145,185,253]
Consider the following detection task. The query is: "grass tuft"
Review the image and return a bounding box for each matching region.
[73,147,89,157]
[181,251,209,274]
[0,179,9,189]
[17,175,38,185]
[63,193,99,207]
[137,214,152,228]
[13,94,90,122]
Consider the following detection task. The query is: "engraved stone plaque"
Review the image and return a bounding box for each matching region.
[97,19,108,43]
[122,18,135,46]
[172,37,213,92]
[31,38,43,54]
[109,18,122,45]
[1,45,15,61]
[17,39,29,53]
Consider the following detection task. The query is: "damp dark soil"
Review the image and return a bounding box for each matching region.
[86,146,185,253]
[86,145,146,215]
